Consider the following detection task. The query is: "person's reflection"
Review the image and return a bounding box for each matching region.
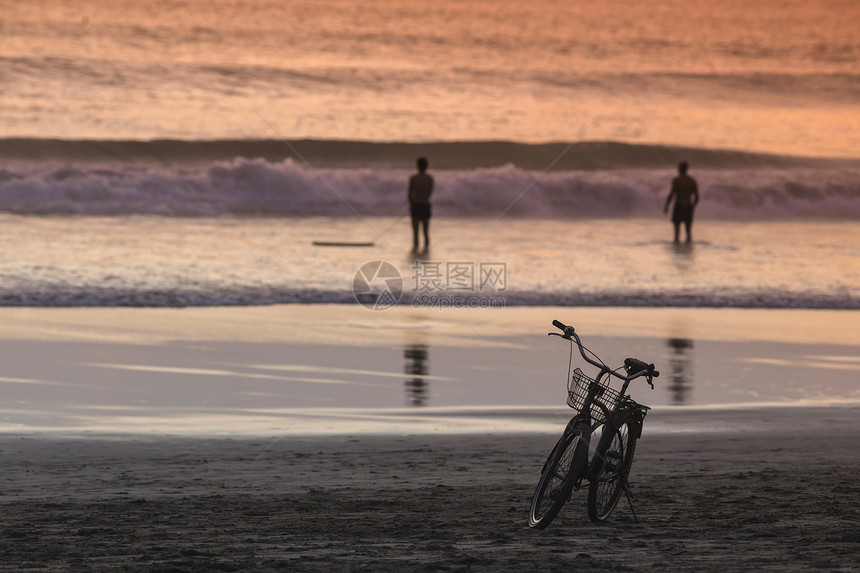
[667,338,694,405]
[670,241,695,273]
[404,344,429,406]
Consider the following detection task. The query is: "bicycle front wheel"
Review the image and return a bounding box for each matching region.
[528,423,588,529]
[587,419,636,522]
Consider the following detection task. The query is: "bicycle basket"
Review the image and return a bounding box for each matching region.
[566,368,622,424]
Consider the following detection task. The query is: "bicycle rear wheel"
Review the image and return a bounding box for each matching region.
[587,419,636,522]
[528,422,588,529]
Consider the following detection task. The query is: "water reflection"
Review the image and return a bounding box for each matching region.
[669,241,695,273]
[666,338,694,405]
[404,344,429,406]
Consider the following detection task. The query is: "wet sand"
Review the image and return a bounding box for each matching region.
[2,405,859,571]
[1,305,859,434]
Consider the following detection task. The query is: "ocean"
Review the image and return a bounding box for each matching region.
[4,0,860,156]
[1,0,859,310]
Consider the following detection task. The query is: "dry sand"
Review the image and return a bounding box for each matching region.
[1,406,858,572]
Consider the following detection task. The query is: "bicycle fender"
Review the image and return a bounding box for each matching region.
[608,410,644,439]
[541,416,589,473]
[570,417,591,450]
[628,410,645,439]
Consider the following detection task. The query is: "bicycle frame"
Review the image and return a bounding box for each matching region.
[554,326,652,422]
[558,327,653,393]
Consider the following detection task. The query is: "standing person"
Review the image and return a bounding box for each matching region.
[408,156,434,251]
[664,161,699,243]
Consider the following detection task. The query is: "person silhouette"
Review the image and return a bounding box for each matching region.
[664,161,699,243]
[408,157,434,251]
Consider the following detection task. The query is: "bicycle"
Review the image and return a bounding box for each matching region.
[528,319,659,529]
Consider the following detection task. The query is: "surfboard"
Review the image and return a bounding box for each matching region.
[312,241,375,247]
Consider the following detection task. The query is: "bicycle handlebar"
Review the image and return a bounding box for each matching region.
[550,319,660,385]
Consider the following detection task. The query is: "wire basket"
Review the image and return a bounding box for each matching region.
[566,368,622,424]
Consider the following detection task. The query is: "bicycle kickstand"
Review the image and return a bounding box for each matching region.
[622,478,639,524]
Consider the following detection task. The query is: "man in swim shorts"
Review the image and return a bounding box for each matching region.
[664,161,700,243]
[408,156,434,251]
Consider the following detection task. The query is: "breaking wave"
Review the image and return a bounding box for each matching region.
[1,148,859,218]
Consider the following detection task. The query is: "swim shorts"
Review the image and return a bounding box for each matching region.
[672,203,694,225]
[410,203,432,220]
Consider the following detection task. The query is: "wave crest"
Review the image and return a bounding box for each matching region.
[1,157,859,218]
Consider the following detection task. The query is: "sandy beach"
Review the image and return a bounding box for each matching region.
[2,406,859,572]
[0,305,858,570]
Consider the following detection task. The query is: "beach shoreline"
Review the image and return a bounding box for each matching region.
[1,305,858,569]
[1,304,858,435]
[2,409,858,571]
[5,0,860,568]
